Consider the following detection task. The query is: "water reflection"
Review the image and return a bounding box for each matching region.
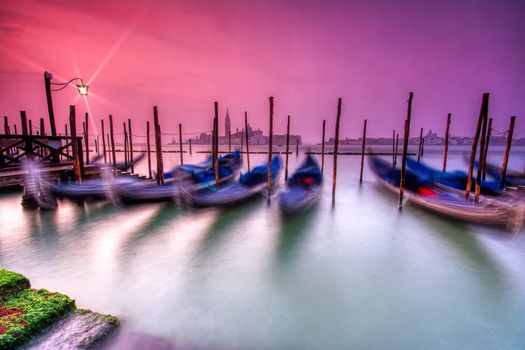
[72,201,121,228]
[411,206,510,292]
[191,197,263,262]
[123,203,182,247]
[274,206,318,268]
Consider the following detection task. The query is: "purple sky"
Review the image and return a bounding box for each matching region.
[1,0,524,142]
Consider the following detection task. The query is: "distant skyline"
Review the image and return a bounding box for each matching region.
[1,0,524,143]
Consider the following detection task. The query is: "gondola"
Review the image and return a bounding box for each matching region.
[189,156,282,207]
[279,155,322,215]
[116,156,242,204]
[370,155,523,230]
[484,162,525,188]
[406,157,503,196]
[50,176,140,202]
[162,150,241,183]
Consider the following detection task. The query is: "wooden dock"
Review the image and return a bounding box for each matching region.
[0,163,102,189]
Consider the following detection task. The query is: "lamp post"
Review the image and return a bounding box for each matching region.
[44,71,88,136]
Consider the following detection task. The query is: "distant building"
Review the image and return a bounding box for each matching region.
[188,119,302,145]
[423,129,443,145]
[224,109,231,138]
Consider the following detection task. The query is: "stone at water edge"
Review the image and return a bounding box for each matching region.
[22,309,119,350]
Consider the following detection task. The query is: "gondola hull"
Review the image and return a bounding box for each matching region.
[50,177,140,202]
[189,156,282,207]
[279,155,323,215]
[370,155,524,230]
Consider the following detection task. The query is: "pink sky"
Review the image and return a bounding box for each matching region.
[0,0,524,142]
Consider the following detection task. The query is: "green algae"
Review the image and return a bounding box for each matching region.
[0,289,75,349]
[0,270,30,301]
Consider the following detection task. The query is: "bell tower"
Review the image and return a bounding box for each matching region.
[225,109,231,137]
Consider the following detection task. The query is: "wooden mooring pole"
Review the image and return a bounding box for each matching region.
[465,93,488,199]
[109,115,117,170]
[442,113,451,172]
[398,92,414,210]
[84,113,89,164]
[244,111,250,171]
[474,105,489,201]
[106,134,111,165]
[179,123,184,165]
[267,96,274,199]
[20,111,28,135]
[128,118,134,173]
[499,116,516,189]
[481,117,492,180]
[394,133,399,167]
[285,115,290,181]
[123,122,128,169]
[332,97,342,205]
[296,139,299,156]
[417,127,423,163]
[189,138,192,155]
[213,102,219,187]
[146,121,152,179]
[359,119,367,183]
[77,137,85,180]
[321,119,326,175]
[392,129,396,168]
[39,118,45,157]
[69,105,82,182]
[3,116,9,134]
[101,120,107,164]
[65,124,69,158]
[153,106,164,185]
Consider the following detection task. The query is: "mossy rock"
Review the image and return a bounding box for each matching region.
[0,270,30,302]
[0,289,75,349]
[21,309,119,349]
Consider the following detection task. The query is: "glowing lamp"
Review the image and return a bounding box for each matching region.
[76,81,89,96]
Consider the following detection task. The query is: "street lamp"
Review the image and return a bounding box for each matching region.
[44,71,89,136]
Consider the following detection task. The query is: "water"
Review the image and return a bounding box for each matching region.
[1,145,525,349]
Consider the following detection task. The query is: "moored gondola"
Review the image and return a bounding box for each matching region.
[50,176,140,202]
[370,155,524,230]
[189,156,282,207]
[117,155,242,204]
[484,162,525,188]
[161,150,241,183]
[406,157,503,196]
[279,155,323,215]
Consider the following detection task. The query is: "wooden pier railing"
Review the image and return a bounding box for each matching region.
[0,134,86,186]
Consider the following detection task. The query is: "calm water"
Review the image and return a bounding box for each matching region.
[1,145,525,349]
